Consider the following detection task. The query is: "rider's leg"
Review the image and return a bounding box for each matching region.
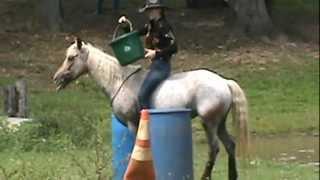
[138,58,171,109]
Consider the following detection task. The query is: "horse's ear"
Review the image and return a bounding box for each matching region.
[76,37,83,50]
[65,35,74,45]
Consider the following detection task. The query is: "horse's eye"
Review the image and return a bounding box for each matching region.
[68,55,77,62]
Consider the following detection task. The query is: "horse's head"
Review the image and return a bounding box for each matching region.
[53,37,89,91]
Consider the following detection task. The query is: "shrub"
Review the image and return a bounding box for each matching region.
[0,118,75,152]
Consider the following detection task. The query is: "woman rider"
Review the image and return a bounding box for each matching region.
[118,0,178,110]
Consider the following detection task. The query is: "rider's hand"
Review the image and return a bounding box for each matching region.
[145,49,156,60]
[118,16,128,24]
[118,16,133,31]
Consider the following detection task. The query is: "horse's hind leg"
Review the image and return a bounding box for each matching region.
[218,118,238,180]
[201,121,220,180]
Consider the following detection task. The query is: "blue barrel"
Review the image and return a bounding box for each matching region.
[111,114,135,180]
[149,108,194,180]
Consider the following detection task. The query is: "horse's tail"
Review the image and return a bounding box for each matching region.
[226,80,249,157]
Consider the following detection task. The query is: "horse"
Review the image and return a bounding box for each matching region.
[53,38,249,180]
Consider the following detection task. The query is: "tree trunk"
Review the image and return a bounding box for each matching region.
[265,0,273,16]
[212,0,228,7]
[96,0,104,14]
[15,80,28,118]
[186,0,198,8]
[59,0,65,19]
[186,0,227,8]
[227,0,273,36]
[40,0,63,32]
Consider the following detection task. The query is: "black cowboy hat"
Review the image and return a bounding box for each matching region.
[139,0,169,13]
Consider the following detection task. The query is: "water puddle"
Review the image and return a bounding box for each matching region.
[194,133,319,167]
[250,134,319,165]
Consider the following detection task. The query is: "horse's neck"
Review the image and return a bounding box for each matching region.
[86,45,126,98]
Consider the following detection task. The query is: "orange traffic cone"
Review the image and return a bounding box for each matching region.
[124,109,156,180]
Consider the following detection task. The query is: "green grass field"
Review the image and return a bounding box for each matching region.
[1,46,318,135]
[0,36,319,179]
[0,1,319,178]
[238,54,319,134]
[0,147,318,180]
[0,49,318,179]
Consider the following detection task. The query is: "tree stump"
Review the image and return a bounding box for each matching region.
[4,85,18,117]
[2,80,29,118]
[15,80,28,118]
[2,86,8,114]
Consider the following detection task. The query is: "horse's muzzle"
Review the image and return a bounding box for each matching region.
[53,71,72,91]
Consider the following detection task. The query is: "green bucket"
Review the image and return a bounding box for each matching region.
[110,27,144,66]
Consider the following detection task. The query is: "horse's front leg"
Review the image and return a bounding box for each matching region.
[127,121,138,135]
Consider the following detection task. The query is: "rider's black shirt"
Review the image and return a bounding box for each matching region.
[122,17,178,59]
[138,17,178,59]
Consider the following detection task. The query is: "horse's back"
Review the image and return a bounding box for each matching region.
[152,69,232,109]
[167,69,231,92]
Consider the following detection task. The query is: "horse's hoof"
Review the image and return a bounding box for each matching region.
[201,176,211,180]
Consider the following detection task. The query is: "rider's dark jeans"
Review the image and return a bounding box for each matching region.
[138,57,171,109]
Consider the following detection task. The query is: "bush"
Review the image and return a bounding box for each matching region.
[0,110,112,152]
[0,118,74,152]
[0,79,112,152]
[29,82,112,149]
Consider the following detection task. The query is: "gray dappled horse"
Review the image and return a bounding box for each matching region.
[53,38,249,180]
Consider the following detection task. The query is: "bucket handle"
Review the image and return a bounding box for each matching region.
[112,25,121,41]
[112,21,133,41]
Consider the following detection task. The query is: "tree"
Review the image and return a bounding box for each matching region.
[39,0,63,32]
[226,0,273,36]
[186,0,227,8]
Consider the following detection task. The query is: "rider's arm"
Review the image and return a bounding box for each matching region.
[155,23,178,58]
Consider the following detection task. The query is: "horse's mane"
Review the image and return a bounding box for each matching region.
[86,43,119,64]
[85,43,141,83]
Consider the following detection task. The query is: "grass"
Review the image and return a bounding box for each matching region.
[0,1,318,178]
[0,49,318,135]
[272,0,319,15]
[0,48,318,179]
[0,150,113,180]
[237,54,319,134]
[0,147,318,180]
[193,143,318,180]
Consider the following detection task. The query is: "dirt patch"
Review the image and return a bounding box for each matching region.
[0,0,318,89]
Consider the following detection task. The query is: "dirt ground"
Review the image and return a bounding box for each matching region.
[0,0,318,89]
